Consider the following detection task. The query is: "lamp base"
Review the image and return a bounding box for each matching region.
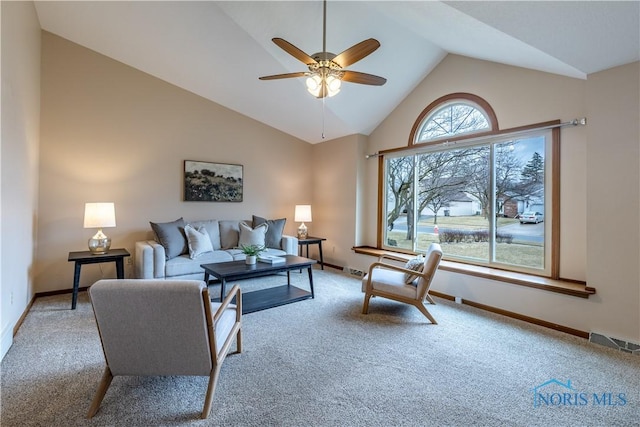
[297,223,308,240]
[88,229,111,254]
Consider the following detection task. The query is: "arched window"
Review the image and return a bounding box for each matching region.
[409,93,499,146]
[382,93,558,278]
[417,102,490,141]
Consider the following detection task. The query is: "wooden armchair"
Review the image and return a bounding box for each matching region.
[87,279,242,419]
[362,243,443,324]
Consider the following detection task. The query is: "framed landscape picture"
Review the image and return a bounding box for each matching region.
[184,160,243,202]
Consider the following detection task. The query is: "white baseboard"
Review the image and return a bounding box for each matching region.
[1,322,14,361]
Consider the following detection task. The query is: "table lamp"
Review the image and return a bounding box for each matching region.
[294,205,312,239]
[84,202,116,254]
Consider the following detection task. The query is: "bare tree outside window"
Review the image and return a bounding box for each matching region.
[384,100,549,273]
[418,102,490,141]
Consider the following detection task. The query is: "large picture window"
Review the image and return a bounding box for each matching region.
[382,94,557,276]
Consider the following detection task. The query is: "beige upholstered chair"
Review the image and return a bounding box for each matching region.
[87,279,242,419]
[362,243,443,324]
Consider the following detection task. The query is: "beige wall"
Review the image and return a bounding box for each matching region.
[37,32,312,293]
[585,62,640,342]
[1,1,41,358]
[310,134,366,267]
[352,55,639,343]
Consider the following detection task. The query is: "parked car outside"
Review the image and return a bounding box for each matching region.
[519,211,544,224]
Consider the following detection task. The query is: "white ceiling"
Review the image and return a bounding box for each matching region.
[34,1,639,144]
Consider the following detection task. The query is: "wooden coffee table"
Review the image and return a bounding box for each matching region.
[201,255,317,314]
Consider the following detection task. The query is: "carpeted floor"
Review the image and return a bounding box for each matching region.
[1,268,638,426]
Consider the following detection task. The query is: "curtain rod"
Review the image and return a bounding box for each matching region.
[365,117,587,159]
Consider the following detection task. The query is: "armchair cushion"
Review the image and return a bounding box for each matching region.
[362,268,419,299]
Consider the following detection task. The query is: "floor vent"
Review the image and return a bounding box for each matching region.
[344,267,364,277]
[589,332,639,356]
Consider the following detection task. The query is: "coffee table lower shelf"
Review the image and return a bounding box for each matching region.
[241,285,312,314]
[212,285,312,314]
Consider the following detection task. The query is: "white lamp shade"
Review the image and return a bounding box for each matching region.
[84,203,116,228]
[294,205,312,223]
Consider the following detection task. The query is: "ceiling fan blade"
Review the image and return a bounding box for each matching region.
[272,38,317,65]
[332,38,381,68]
[259,72,308,81]
[342,70,387,86]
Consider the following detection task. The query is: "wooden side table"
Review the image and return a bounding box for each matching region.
[67,248,130,309]
[297,237,326,270]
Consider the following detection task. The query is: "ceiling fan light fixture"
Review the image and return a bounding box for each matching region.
[306,72,341,98]
[326,74,341,95]
[306,74,322,96]
[260,0,384,99]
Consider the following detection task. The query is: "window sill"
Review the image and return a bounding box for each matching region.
[352,246,595,299]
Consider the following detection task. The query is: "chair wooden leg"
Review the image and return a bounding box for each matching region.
[425,294,436,305]
[87,367,113,418]
[236,328,243,354]
[201,365,222,419]
[415,302,438,325]
[362,293,372,314]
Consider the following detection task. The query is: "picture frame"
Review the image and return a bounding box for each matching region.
[184,160,243,202]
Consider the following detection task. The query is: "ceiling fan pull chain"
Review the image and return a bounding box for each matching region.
[321,95,326,139]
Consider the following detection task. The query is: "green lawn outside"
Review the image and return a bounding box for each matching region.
[387,215,543,268]
[418,215,519,228]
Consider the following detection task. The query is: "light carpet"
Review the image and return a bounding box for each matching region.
[1,268,638,426]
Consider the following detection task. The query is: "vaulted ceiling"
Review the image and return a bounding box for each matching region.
[34,1,640,143]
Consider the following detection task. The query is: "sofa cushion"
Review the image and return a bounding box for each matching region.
[219,220,241,249]
[150,218,187,260]
[189,220,221,250]
[165,251,234,278]
[252,215,286,249]
[184,225,214,259]
[238,221,268,247]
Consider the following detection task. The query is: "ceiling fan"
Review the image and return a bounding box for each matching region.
[259,0,387,99]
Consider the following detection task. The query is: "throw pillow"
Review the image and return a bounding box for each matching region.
[150,218,187,260]
[189,220,221,250]
[219,220,241,249]
[238,221,268,247]
[403,256,424,284]
[184,224,214,259]
[252,215,286,249]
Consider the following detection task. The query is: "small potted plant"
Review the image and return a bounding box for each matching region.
[240,244,265,265]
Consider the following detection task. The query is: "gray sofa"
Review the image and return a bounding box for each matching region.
[135,217,298,280]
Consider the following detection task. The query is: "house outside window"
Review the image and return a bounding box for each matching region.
[383,94,555,276]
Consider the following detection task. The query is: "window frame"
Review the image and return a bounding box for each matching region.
[377,93,561,279]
